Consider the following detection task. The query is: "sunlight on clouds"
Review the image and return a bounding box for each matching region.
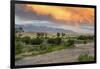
[25,4,94,26]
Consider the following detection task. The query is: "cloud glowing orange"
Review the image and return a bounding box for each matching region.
[24,4,94,26]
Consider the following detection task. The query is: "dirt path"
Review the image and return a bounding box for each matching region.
[15,43,94,66]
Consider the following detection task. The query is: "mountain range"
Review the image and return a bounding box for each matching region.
[15,24,74,33]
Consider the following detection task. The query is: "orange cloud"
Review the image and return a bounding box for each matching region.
[24,4,94,26]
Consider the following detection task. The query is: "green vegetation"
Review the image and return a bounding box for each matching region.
[15,41,24,54]
[21,36,31,44]
[77,35,94,41]
[15,31,94,61]
[47,38,61,45]
[77,53,94,62]
[31,38,43,45]
[66,39,74,47]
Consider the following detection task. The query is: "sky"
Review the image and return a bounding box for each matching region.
[15,4,95,34]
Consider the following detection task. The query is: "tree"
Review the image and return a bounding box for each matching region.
[36,32,46,38]
[41,32,45,38]
[62,32,65,38]
[36,33,41,38]
[57,32,60,38]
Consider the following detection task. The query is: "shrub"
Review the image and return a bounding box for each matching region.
[77,35,86,40]
[21,36,31,44]
[39,44,47,50]
[47,38,61,45]
[31,38,43,45]
[77,35,94,41]
[15,35,21,41]
[15,41,24,54]
[66,39,74,46]
[83,40,87,44]
[22,45,34,53]
[78,53,94,62]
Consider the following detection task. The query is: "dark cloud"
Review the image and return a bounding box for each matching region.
[15,4,52,21]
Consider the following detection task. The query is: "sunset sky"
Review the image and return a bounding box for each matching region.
[15,4,95,33]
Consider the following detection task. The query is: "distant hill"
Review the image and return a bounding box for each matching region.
[15,25,24,32]
[15,24,74,33]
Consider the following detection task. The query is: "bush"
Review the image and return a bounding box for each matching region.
[15,35,21,41]
[47,38,61,45]
[39,44,47,50]
[83,40,87,44]
[78,53,94,62]
[21,36,31,44]
[66,39,74,46]
[22,46,34,53]
[77,35,86,40]
[15,41,24,54]
[77,35,94,41]
[31,38,43,45]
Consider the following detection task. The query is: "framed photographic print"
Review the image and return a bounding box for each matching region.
[11,1,96,68]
